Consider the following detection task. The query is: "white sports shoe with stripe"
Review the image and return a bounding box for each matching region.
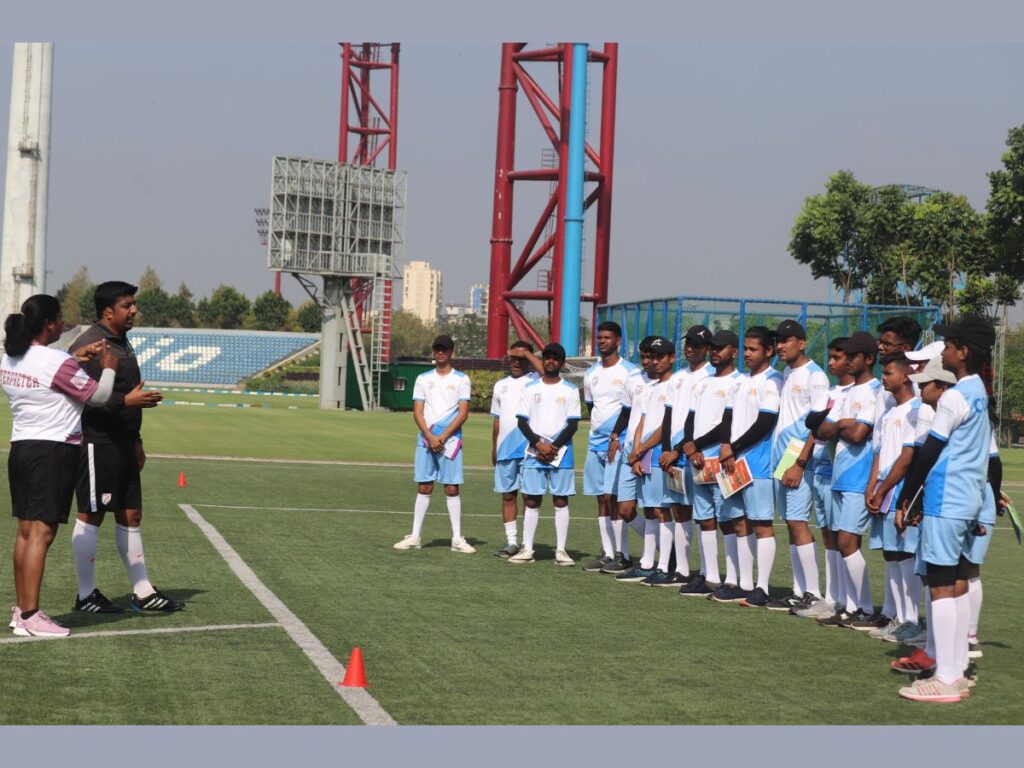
[450,537,476,554]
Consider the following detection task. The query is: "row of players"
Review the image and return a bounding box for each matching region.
[393,314,1002,705]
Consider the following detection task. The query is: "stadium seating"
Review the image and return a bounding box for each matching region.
[123,328,318,386]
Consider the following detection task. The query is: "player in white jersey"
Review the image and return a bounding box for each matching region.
[865,354,922,643]
[796,337,854,619]
[509,343,582,566]
[616,337,677,585]
[895,314,996,702]
[3,295,117,637]
[490,342,543,557]
[581,322,637,569]
[816,331,884,628]
[599,339,655,574]
[678,330,742,597]
[715,327,782,605]
[658,325,714,586]
[890,354,953,676]
[394,335,475,554]
[770,320,830,612]
[877,316,923,368]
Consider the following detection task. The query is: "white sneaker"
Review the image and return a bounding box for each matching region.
[508,548,535,564]
[450,537,476,554]
[794,598,834,619]
[393,534,422,550]
[554,549,575,567]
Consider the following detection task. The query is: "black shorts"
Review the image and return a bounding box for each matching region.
[76,440,143,514]
[9,440,80,524]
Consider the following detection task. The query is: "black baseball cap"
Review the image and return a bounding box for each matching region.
[840,331,878,357]
[775,320,806,340]
[648,336,675,355]
[933,313,996,350]
[684,325,712,346]
[432,334,454,350]
[638,335,657,352]
[710,329,739,347]
[541,342,566,362]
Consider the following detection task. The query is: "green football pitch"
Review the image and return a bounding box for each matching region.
[0,391,1021,725]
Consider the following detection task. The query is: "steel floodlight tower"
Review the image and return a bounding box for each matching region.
[266,43,404,411]
[486,42,618,358]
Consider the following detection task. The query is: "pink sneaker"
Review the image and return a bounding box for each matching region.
[9,605,21,631]
[15,610,70,638]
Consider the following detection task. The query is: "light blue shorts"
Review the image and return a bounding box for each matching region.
[812,472,832,529]
[640,466,677,509]
[522,466,577,497]
[831,490,869,535]
[414,442,463,485]
[869,510,920,554]
[719,478,775,522]
[915,522,927,576]
[583,450,620,496]
[668,463,694,507]
[493,458,523,493]
[964,484,996,565]
[921,515,973,567]
[775,471,814,522]
[610,454,639,503]
[692,478,723,521]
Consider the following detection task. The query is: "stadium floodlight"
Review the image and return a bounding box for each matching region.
[267,155,407,411]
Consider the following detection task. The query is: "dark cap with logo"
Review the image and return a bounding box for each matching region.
[933,314,996,350]
[648,336,675,355]
[541,342,566,362]
[710,329,740,347]
[432,334,454,350]
[840,331,878,357]
[684,325,712,346]
[775,319,806,340]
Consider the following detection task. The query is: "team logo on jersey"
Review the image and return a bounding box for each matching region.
[792,385,803,393]
[589,376,599,387]
[534,393,543,402]
[613,378,624,387]
[70,368,91,390]
[556,396,567,405]
[101,493,112,505]
[853,401,863,411]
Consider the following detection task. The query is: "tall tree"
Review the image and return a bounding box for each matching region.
[136,285,173,326]
[985,124,1024,304]
[252,290,292,331]
[788,171,875,302]
[56,267,95,325]
[197,285,250,329]
[389,310,436,359]
[909,192,989,319]
[296,300,323,333]
[137,266,162,294]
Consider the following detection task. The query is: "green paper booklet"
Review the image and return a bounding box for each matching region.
[772,437,805,481]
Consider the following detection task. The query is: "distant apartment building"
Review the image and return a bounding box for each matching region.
[402,260,443,324]
[468,284,489,316]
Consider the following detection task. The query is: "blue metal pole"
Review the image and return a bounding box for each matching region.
[559,43,588,356]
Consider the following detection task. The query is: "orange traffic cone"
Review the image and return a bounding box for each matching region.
[177,472,187,488]
[339,647,368,687]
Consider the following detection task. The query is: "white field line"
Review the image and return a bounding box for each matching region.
[148,453,587,474]
[0,621,279,645]
[193,502,1021,534]
[179,504,396,726]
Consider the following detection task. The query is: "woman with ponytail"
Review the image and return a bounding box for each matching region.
[2,294,117,637]
[893,313,996,703]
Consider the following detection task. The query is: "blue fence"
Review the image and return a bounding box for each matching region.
[120,328,319,386]
[597,296,942,372]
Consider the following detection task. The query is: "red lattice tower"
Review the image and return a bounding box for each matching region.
[486,43,618,357]
[338,42,400,360]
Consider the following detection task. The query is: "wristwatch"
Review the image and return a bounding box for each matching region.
[795,458,808,469]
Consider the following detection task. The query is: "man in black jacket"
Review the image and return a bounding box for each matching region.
[68,281,182,613]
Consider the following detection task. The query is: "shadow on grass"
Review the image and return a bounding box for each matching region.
[54,588,207,628]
